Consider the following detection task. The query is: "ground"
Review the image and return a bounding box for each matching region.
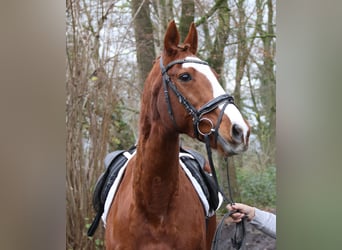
[215,216,276,250]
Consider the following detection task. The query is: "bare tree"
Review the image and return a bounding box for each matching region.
[66,1,136,249]
[256,0,276,165]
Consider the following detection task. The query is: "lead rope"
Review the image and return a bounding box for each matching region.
[204,135,246,250]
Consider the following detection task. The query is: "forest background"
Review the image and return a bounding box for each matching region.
[66,0,276,249]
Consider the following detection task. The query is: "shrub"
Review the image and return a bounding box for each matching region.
[237,165,276,208]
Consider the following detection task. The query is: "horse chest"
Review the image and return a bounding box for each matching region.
[131,218,206,250]
[107,192,206,249]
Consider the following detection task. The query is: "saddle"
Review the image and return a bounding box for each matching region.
[87,146,220,236]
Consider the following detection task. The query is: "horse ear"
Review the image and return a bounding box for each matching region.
[183,22,198,55]
[164,20,180,56]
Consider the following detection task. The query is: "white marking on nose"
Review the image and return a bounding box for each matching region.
[183,56,249,143]
[226,104,249,143]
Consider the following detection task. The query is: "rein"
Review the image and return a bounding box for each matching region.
[160,56,246,249]
[205,134,247,250]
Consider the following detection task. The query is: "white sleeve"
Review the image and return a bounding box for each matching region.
[250,208,276,239]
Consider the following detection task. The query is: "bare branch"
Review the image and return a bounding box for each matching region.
[195,0,229,26]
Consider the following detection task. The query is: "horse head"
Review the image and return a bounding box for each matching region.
[144,20,250,157]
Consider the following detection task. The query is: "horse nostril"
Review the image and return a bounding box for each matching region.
[232,124,243,143]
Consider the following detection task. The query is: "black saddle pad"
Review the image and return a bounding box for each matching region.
[180,147,220,212]
[87,146,136,236]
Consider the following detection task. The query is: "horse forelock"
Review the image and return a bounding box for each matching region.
[177,43,191,52]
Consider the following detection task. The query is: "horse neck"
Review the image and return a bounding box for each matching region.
[134,118,180,220]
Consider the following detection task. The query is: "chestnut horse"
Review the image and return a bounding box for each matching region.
[105,21,250,250]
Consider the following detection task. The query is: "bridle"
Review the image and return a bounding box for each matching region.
[160,56,246,249]
[159,56,235,143]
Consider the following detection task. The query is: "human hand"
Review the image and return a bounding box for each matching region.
[226,203,256,222]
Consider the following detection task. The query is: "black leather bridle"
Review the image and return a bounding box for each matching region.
[160,56,246,250]
[159,56,235,142]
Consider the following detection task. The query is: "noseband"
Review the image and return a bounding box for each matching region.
[160,56,235,142]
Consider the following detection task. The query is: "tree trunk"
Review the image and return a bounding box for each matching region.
[207,0,230,84]
[255,0,276,165]
[131,0,156,87]
[264,0,276,165]
[179,0,194,40]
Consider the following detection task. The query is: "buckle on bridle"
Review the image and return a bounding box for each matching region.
[197,117,215,136]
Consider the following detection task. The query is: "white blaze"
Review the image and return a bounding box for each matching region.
[182,56,249,142]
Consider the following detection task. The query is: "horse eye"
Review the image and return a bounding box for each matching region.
[178,73,192,82]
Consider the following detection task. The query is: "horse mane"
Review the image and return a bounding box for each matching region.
[152,42,191,65]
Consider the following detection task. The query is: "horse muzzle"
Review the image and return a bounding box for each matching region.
[217,131,249,156]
